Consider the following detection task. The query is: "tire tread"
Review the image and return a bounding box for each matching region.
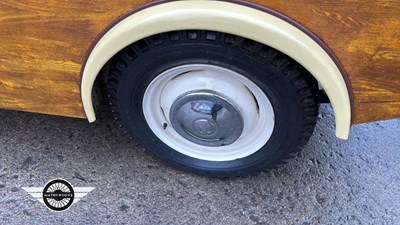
[107,30,319,177]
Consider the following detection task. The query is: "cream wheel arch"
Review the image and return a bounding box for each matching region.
[81,0,352,139]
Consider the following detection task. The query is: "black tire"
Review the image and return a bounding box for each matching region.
[108,30,319,177]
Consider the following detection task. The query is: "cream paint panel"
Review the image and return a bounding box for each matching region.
[81,1,351,139]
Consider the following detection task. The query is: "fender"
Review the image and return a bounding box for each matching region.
[81,0,352,139]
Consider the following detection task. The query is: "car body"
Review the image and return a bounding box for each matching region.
[1,0,399,176]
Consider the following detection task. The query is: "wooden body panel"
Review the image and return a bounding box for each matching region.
[252,0,400,123]
[0,0,151,118]
[0,0,399,123]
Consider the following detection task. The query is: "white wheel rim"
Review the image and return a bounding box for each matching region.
[143,64,275,161]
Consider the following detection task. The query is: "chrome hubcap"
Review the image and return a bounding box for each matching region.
[170,91,244,147]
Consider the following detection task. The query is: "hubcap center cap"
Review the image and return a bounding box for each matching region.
[170,91,244,147]
[193,119,217,136]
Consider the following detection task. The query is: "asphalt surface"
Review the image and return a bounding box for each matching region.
[0,104,399,224]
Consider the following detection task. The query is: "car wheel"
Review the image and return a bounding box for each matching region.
[108,30,319,177]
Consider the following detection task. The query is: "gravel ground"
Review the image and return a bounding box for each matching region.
[0,104,399,224]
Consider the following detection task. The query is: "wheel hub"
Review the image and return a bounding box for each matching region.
[143,64,275,161]
[170,91,244,147]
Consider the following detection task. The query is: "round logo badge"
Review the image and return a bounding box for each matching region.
[42,179,75,211]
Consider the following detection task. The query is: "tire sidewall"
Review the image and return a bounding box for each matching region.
[115,40,306,176]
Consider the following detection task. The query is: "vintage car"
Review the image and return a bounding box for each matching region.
[1,0,399,177]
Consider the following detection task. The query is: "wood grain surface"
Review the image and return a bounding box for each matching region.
[0,0,152,118]
[0,0,399,124]
[252,0,400,123]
